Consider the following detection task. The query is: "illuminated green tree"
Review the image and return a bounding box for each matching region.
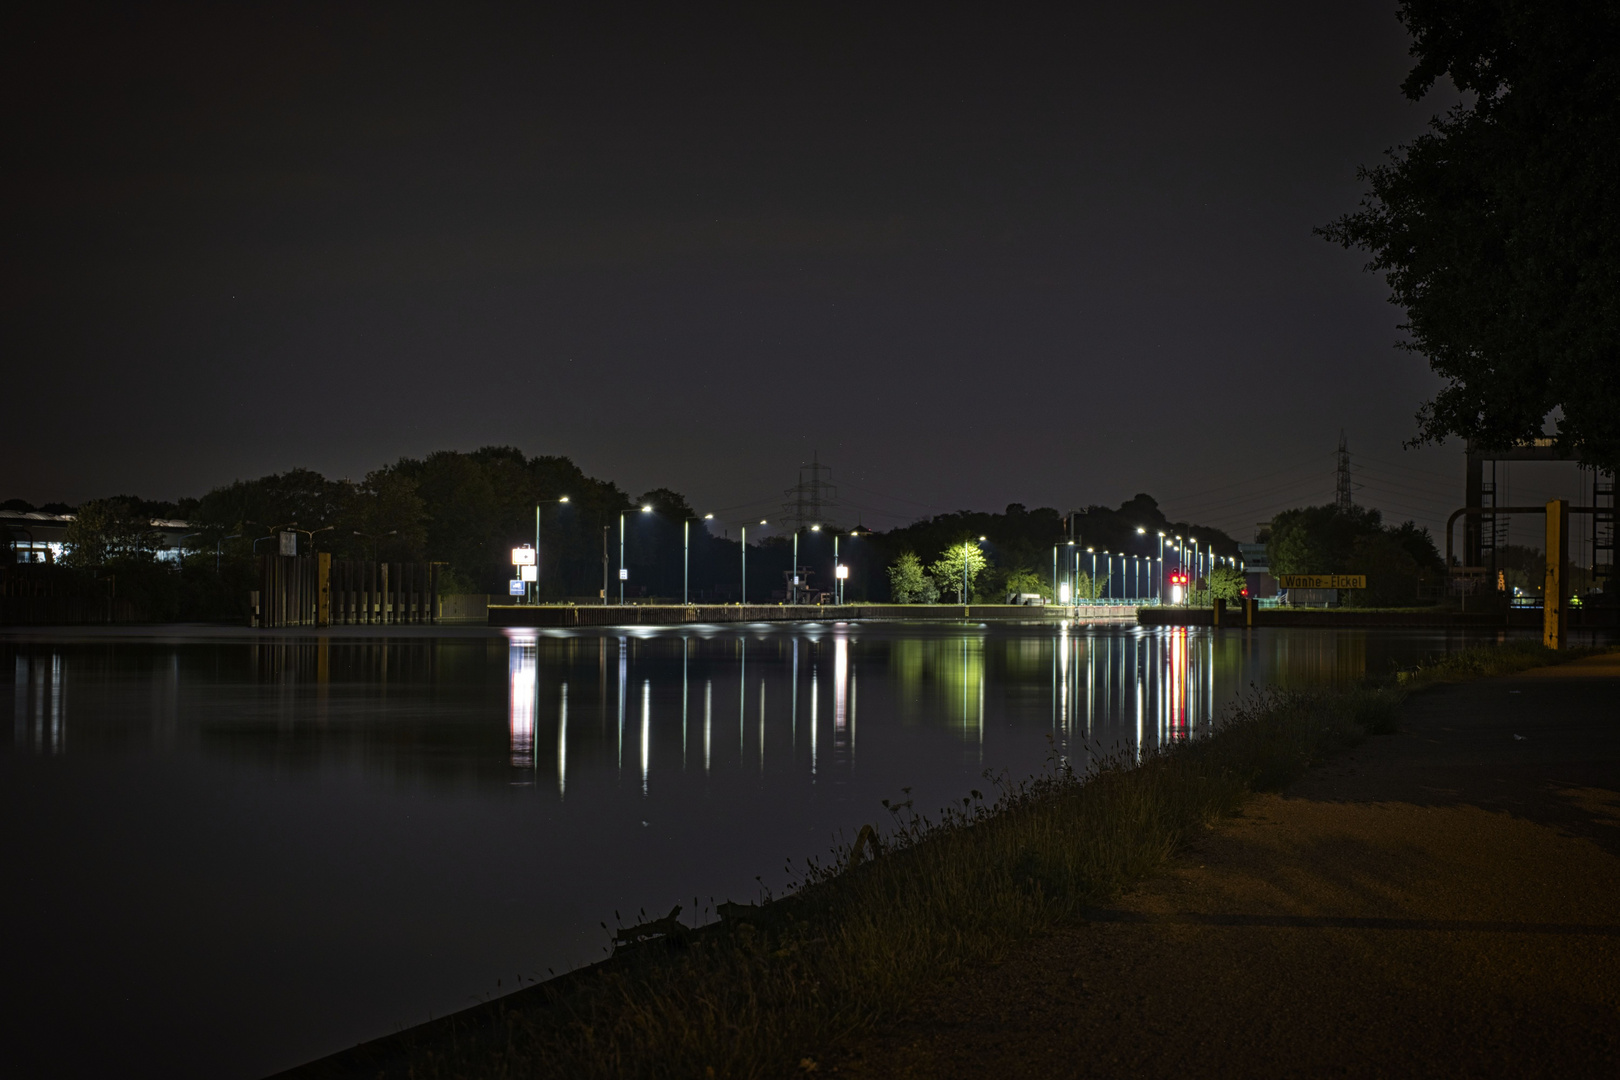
[930,542,988,603]
[1209,565,1246,602]
[1001,567,1050,601]
[887,551,937,603]
[1074,571,1107,603]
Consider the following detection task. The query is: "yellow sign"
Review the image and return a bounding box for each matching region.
[1277,574,1367,589]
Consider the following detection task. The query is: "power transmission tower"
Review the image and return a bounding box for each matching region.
[782,452,839,530]
[1335,431,1354,510]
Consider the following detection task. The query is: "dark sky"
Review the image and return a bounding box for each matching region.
[4,1,1589,542]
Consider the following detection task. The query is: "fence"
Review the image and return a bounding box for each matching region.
[256,554,440,628]
[0,566,142,625]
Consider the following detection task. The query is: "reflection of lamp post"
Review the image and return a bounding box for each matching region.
[683,513,713,605]
[740,519,766,604]
[619,504,652,605]
[534,496,569,605]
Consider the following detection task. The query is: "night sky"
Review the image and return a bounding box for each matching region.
[4,2,1591,543]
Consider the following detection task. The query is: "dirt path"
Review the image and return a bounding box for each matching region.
[827,652,1620,1079]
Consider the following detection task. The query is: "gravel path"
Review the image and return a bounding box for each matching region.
[827,652,1620,1079]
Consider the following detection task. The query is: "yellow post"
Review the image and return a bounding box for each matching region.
[317,552,332,628]
[1543,499,1568,649]
[1245,597,1259,627]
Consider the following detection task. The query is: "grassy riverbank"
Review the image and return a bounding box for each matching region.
[314,641,1610,1080]
[1394,639,1607,689]
[382,689,1391,1079]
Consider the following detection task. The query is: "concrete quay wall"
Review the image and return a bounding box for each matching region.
[488,603,1138,628]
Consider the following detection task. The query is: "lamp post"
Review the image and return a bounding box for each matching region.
[1156,531,1166,603]
[534,496,569,605]
[1062,540,1076,605]
[619,504,652,605]
[254,521,298,555]
[833,530,845,604]
[740,519,766,604]
[961,536,986,605]
[791,524,821,605]
[353,529,397,561]
[1189,537,1199,598]
[684,513,713,605]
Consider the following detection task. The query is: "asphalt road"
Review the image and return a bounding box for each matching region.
[829,652,1620,1079]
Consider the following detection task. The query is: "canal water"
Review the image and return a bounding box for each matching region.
[0,621,1551,1078]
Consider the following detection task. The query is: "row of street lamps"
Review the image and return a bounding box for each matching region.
[1050,528,1242,605]
[521,501,1242,608]
[519,499,861,606]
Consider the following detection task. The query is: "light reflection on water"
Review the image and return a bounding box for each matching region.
[489,623,1384,799]
[0,622,1557,1079]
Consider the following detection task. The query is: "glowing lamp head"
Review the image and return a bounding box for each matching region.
[704,513,714,520]
[559,496,570,503]
[641,505,652,513]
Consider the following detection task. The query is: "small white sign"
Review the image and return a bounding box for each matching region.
[511,546,536,566]
[279,531,297,557]
[618,568,629,580]
[509,579,526,596]
[519,564,537,582]
[835,564,849,580]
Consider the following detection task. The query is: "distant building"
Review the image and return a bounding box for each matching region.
[2,510,195,564]
[1239,528,1277,599]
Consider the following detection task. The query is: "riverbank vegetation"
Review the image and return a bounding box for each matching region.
[380,684,1399,1080]
[1395,639,1608,690]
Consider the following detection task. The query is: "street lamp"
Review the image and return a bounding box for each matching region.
[353,529,397,561]
[961,536,986,605]
[1156,531,1166,603]
[684,513,713,605]
[740,519,766,604]
[790,524,821,605]
[253,521,298,555]
[533,496,570,605]
[619,505,653,605]
[834,529,851,605]
[1086,547,1096,603]
[1057,540,1076,605]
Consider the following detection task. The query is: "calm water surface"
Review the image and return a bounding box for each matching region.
[0,620,1544,1078]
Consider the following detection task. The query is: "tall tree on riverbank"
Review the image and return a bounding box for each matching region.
[1321,0,1620,471]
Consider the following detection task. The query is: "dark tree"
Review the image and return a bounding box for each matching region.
[1320,1,1620,471]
